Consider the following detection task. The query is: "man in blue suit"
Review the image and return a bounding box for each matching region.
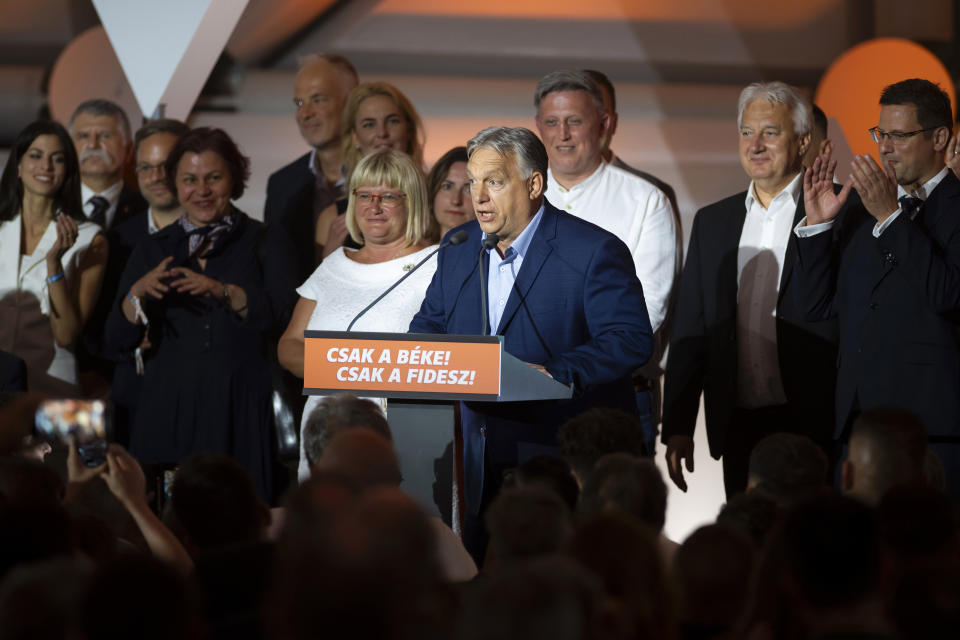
[410,126,652,558]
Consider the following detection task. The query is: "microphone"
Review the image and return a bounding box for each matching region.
[346,230,468,331]
[478,233,499,336]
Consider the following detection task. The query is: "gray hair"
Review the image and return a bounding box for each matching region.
[737,81,812,136]
[466,126,548,180]
[69,99,132,144]
[297,52,359,91]
[534,70,605,113]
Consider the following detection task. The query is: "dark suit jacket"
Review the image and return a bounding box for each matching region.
[662,188,838,458]
[0,349,27,392]
[794,171,960,438]
[113,186,147,229]
[264,153,318,284]
[410,201,653,512]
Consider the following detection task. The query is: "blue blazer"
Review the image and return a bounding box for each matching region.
[410,200,653,511]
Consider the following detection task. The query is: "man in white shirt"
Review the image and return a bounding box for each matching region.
[534,69,679,454]
[662,81,838,497]
[69,99,145,230]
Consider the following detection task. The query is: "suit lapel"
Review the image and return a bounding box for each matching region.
[496,207,555,335]
[778,195,806,303]
[717,197,748,320]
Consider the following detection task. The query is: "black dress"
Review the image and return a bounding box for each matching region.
[105,211,297,499]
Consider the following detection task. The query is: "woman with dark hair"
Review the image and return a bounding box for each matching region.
[106,127,297,499]
[426,146,474,241]
[0,120,108,394]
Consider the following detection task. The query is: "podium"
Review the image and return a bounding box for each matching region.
[303,331,572,527]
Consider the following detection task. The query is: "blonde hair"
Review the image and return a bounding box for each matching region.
[341,82,425,175]
[345,149,431,247]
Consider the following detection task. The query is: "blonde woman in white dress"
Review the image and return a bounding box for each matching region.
[0,120,107,395]
[278,149,438,479]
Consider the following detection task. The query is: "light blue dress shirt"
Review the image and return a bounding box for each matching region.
[485,204,545,333]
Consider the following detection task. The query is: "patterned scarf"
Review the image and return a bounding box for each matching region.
[178,211,236,258]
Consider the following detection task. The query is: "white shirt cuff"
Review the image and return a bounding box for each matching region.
[872,208,903,238]
[794,217,834,238]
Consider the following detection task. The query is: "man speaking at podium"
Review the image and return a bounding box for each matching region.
[410,126,652,557]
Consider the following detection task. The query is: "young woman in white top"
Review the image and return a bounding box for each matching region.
[0,120,108,395]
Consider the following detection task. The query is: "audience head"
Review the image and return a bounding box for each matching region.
[876,78,952,188]
[507,454,580,513]
[164,127,250,225]
[747,432,828,507]
[80,555,200,640]
[345,148,431,247]
[167,453,267,554]
[716,491,782,548]
[534,69,610,187]
[737,81,812,191]
[877,484,960,566]
[314,428,402,489]
[843,406,927,505]
[579,453,668,533]
[341,81,425,174]
[0,120,84,222]
[674,524,755,634]
[802,103,833,168]
[0,455,64,508]
[302,393,391,468]
[747,494,887,638]
[69,99,132,189]
[566,513,676,640]
[461,556,606,640]
[133,118,189,214]
[485,486,571,567]
[426,146,473,239]
[557,407,645,483]
[294,54,358,152]
[0,558,90,640]
[582,69,618,154]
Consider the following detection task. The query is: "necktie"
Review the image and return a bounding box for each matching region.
[898,195,922,220]
[88,195,109,227]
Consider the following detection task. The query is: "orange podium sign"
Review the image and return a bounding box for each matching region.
[304,331,502,400]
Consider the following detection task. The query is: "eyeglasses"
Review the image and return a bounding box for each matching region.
[354,190,406,209]
[135,162,166,176]
[868,126,939,144]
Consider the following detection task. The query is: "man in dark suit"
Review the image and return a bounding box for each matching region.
[69,99,146,230]
[264,54,358,283]
[410,126,653,558]
[796,78,960,502]
[89,119,189,440]
[662,81,838,498]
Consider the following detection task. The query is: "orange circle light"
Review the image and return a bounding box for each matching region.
[815,38,956,161]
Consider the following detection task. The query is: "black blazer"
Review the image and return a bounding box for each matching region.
[794,171,960,439]
[113,186,147,229]
[264,153,317,284]
[0,349,27,392]
[662,188,838,457]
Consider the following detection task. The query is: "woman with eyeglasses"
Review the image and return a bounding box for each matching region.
[278,149,437,479]
[316,82,426,259]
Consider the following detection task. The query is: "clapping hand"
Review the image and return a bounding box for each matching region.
[803,152,852,225]
[946,134,960,180]
[850,154,900,223]
[44,213,79,264]
[169,266,220,297]
[131,256,175,299]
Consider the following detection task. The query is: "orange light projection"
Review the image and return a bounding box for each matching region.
[373,0,837,26]
[815,38,956,162]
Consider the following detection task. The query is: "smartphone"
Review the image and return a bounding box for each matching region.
[34,399,111,467]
